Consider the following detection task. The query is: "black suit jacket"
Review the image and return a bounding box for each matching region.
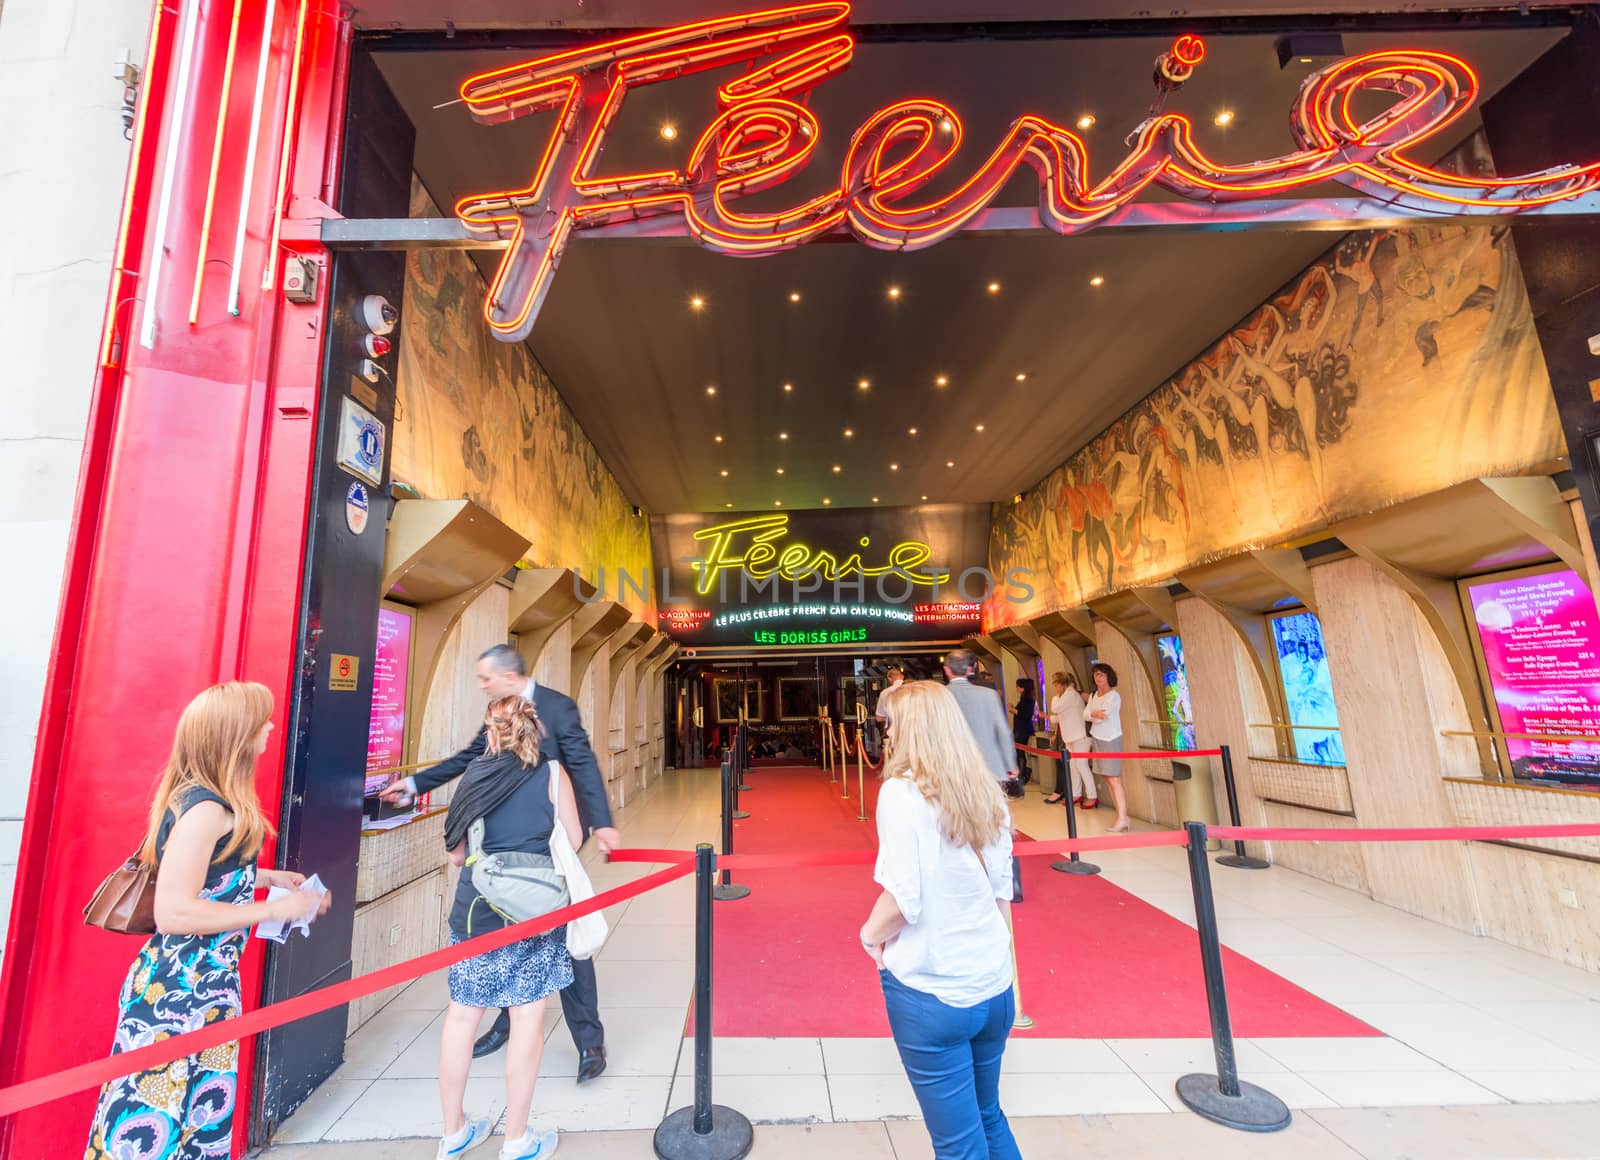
[414,684,614,836]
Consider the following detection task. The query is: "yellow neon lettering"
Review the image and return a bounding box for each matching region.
[690,515,950,593]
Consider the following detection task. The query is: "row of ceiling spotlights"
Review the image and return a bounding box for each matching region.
[690,274,1103,312]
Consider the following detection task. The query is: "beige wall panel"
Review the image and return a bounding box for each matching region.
[1312,556,1479,930]
[534,619,574,696]
[416,585,509,808]
[1465,842,1600,972]
[349,868,447,1034]
[1094,622,1172,825]
[1259,803,1371,893]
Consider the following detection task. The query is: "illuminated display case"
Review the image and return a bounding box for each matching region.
[1459,563,1600,787]
[1267,609,1345,766]
[364,602,416,819]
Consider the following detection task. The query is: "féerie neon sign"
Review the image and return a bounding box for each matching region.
[691,514,949,595]
[455,2,1600,342]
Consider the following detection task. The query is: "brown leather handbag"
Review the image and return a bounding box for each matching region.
[83,857,158,935]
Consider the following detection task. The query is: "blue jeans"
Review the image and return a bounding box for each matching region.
[880,970,1022,1160]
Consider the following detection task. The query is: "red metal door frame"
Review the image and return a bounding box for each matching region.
[0,2,350,1156]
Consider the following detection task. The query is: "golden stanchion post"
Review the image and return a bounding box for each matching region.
[1004,905,1034,1030]
[840,723,851,801]
[856,732,868,822]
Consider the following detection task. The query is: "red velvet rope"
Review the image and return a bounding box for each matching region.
[0,862,690,1118]
[1212,823,1600,843]
[1017,743,1222,761]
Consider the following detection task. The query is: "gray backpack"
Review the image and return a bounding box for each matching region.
[466,816,570,925]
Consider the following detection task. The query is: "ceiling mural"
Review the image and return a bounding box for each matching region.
[986,222,1563,628]
[392,178,655,617]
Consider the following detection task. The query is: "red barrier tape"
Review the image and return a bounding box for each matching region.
[1017,744,1222,761]
[0,862,690,1119]
[1213,823,1600,843]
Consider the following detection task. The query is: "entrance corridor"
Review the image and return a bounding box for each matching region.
[264,765,1600,1158]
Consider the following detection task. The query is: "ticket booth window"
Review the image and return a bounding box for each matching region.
[1155,633,1197,751]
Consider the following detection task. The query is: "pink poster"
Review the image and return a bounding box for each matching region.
[1468,569,1600,785]
[365,608,411,795]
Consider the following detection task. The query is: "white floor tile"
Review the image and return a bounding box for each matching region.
[827,1072,922,1121]
[999,1072,1170,1116]
[385,971,452,1011]
[1371,952,1592,1003]
[1106,1037,1285,1075]
[323,1076,507,1141]
[523,1074,674,1132]
[599,922,695,962]
[1251,955,1450,1005]
[593,959,695,1007]
[1297,1069,1504,1108]
[541,1006,687,1078]
[668,1072,832,1124]
[384,1008,560,1080]
[1463,1070,1600,1103]
[271,1079,372,1144]
[821,1037,904,1076]
[340,1007,440,1079]
[1341,1002,1595,1072]
[1253,1035,1445,1073]
[1476,999,1600,1065]
[995,1038,1129,1073]
[702,1036,824,1077]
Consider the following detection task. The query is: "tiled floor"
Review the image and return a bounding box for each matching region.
[270,767,1600,1155]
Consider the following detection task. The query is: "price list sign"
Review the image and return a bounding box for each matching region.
[365,608,412,795]
[1468,569,1600,785]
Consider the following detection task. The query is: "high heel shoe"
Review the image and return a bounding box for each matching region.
[1043,793,1065,805]
[1073,796,1085,806]
[1080,798,1099,810]
[1109,820,1131,833]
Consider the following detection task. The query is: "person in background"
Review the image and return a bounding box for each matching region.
[943,650,1020,796]
[1043,671,1094,808]
[1010,678,1037,785]
[875,664,907,740]
[1086,662,1129,831]
[435,696,577,1160]
[382,643,617,1082]
[86,683,330,1160]
[860,681,1021,1160]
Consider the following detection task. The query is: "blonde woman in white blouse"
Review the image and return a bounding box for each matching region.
[1086,662,1129,832]
[859,680,1021,1160]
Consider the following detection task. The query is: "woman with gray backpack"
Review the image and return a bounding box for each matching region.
[435,695,587,1160]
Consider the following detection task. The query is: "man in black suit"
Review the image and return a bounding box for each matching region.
[380,643,618,1082]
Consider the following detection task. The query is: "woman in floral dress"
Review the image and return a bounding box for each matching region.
[85,682,330,1160]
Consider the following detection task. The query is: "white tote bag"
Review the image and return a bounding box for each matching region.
[546,761,609,960]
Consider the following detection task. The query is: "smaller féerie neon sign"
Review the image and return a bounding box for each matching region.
[454,2,1600,342]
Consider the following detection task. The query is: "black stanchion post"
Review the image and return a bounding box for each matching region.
[736,724,752,792]
[1176,822,1290,1132]
[715,754,750,902]
[1214,745,1269,870]
[654,845,755,1159]
[1050,744,1100,876]
[731,732,749,821]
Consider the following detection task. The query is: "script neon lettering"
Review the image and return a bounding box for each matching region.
[690,515,951,594]
[455,2,1600,342]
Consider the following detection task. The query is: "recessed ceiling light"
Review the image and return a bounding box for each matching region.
[832,464,842,473]
[1214,110,1235,127]
[920,494,928,501]
[1090,275,1105,287]
[719,469,729,477]
[889,463,899,471]
[783,382,793,392]
[872,496,880,503]
[935,375,949,387]
[776,467,785,475]
[1015,372,1028,382]
[823,497,832,505]
[788,290,801,303]
[660,123,678,140]
[908,427,918,435]
[775,500,783,506]
[975,424,985,432]
[778,432,789,441]
[842,428,854,439]
[725,502,733,508]
[887,285,902,300]
[1077,113,1096,130]
[857,378,871,391]
[713,434,723,443]
[690,295,705,310]
[946,460,955,468]
[705,385,717,395]
[987,281,1001,294]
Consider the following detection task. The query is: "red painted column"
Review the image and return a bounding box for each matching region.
[0,1,348,1156]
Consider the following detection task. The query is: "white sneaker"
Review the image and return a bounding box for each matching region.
[500,1128,559,1159]
[437,1117,493,1159]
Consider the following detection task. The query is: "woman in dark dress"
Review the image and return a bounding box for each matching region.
[1012,678,1038,785]
[437,696,579,1160]
[85,682,330,1160]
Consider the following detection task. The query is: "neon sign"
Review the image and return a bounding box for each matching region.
[454,2,1600,342]
[690,514,949,595]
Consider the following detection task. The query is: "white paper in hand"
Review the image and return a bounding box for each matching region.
[254,874,329,944]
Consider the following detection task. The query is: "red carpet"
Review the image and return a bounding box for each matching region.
[712,767,1378,1039]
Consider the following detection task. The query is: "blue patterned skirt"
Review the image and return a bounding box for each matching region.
[448,928,573,1008]
[85,864,255,1160]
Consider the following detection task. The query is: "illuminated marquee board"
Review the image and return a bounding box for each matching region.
[453,2,1600,343]
[652,506,991,648]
